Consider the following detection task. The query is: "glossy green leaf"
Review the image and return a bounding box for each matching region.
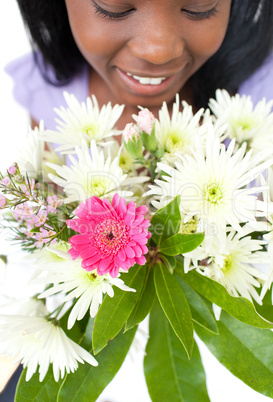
[154,261,194,358]
[150,196,181,246]
[174,274,218,334]
[144,301,209,402]
[178,266,273,329]
[195,311,273,398]
[15,369,62,402]
[125,265,155,331]
[159,233,204,256]
[58,326,137,402]
[254,284,273,322]
[92,264,146,354]
[161,254,177,273]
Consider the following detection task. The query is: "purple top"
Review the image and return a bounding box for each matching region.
[5,52,273,129]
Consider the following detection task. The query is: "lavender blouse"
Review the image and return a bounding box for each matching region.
[5,52,273,129]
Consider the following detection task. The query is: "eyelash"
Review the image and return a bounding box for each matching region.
[183,7,218,20]
[92,2,135,20]
[92,2,218,21]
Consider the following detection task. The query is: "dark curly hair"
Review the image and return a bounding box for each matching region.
[16,0,273,108]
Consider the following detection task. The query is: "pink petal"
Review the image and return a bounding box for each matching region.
[109,265,120,278]
[125,245,135,258]
[69,234,90,245]
[135,256,146,265]
[79,246,98,259]
[68,248,79,259]
[131,214,144,228]
[116,197,127,217]
[136,205,148,215]
[132,244,143,257]
[99,255,113,272]
[83,263,97,272]
[82,253,101,266]
[118,248,126,262]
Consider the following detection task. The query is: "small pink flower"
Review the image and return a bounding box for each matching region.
[122,123,139,143]
[34,228,56,247]
[46,195,61,213]
[1,177,10,186]
[67,194,151,278]
[137,109,155,135]
[8,165,17,175]
[34,210,48,227]
[0,194,7,208]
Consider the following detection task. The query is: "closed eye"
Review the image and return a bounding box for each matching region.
[92,1,135,20]
[182,6,218,21]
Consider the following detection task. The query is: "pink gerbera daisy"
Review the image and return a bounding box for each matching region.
[67,194,151,278]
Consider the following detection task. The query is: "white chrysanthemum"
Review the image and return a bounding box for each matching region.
[16,122,44,178]
[0,297,47,317]
[258,168,273,299]
[42,92,124,153]
[33,248,135,329]
[184,230,268,304]
[209,89,273,155]
[47,140,133,203]
[154,94,206,165]
[0,314,98,382]
[16,122,64,180]
[147,127,273,248]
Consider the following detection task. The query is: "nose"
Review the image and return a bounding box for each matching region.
[128,16,184,65]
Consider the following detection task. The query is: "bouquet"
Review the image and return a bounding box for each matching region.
[1,89,273,401]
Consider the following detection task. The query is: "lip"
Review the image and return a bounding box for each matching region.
[115,67,179,96]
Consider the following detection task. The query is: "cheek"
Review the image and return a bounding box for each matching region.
[65,3,125,63]
[184,14,230,64]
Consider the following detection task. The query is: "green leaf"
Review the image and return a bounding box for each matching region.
[144,301,209,402]
[92,265,146,354]
[154,261,194,358]
[59,307,89,343]
[58,326,137,402]
[15,369,62,402]
[29,227,41,233]
[254,284,273,322]
[150,196,181,246]
[174,274,218,334]
[0,254,7,265]
[195,311,273,398]
[161,254,177,273]
[178,266,273,329]
[159,233,204,256]
[125,265,155,331]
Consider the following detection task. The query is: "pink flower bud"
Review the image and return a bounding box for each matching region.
[122,123,139,143]
[137,109,155,135]
[8,165,17,175]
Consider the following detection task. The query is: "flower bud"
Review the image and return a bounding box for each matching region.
[8,163,18,176]
[137,109,155,135]
[122,123,144,160]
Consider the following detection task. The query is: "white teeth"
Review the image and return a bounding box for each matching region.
[126,73,166,85]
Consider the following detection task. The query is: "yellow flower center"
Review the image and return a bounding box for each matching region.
[165,130,186,154]
[204,183,223,204]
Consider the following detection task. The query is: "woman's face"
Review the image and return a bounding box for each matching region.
[65,0,232,109]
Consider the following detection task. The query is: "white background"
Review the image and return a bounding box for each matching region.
[0,1,272,401]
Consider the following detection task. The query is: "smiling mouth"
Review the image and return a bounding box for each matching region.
[126,72,167,86]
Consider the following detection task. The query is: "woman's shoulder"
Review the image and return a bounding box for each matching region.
[5,52,89,129]
[238,52,273,104]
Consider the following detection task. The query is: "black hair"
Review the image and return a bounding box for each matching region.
[193,0,273,108]
[16,0,273,108]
